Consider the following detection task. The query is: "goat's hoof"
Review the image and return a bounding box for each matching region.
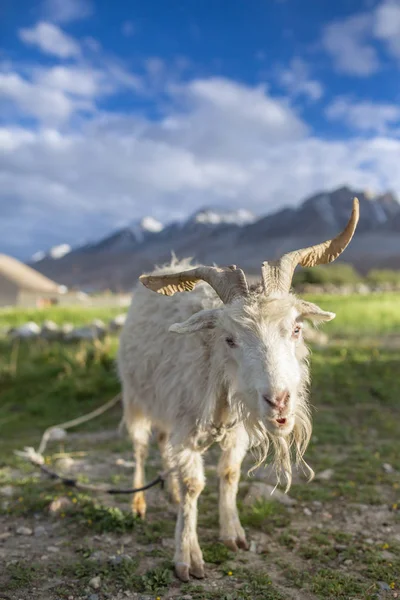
[175,563,190,582]
[132,496,146,520]
[222,537,249,552]
[190,562,205,579]
[222,538,239,552]
[237,537,249,550]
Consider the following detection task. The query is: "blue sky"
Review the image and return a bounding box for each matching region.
[1,0,400,259]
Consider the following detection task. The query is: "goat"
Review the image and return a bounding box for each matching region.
[117,198,359,582]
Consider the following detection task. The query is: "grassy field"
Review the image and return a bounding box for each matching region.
[0,297,399,599]
[1,291,400,337]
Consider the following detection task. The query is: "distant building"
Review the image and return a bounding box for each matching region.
[0,254,67,307]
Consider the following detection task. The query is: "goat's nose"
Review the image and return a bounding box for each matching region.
[263,390,290,410]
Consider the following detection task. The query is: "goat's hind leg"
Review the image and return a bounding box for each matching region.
[157,431,181,505]
[125,403,151,519]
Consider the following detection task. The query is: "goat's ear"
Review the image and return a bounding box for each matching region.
[169,309,221,334]
[296,300,335,323]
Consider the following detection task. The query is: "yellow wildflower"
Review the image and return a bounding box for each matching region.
[227,571,233,576]
[382,543,389,550]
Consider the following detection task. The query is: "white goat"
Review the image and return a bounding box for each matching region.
[117,199,359,582]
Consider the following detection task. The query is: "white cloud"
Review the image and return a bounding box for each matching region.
[326,97,400,134]
[322,1,400,74]
[322,13,379,76]
[42,0,93,23]
[373,0,400,58]
[2,73,400,257]
[35,65,104,97]
[19,22,80,58]
[277,58,323,101]
[0,72,89,123]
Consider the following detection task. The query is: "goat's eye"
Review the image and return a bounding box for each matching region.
[226,337,237,348]
[292,325,301,338]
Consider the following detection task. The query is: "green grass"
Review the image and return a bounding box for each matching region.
[304,291,400,338]
[0,336,120,449]
[0,305,124,329]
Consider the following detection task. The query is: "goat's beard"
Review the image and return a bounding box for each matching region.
[237,381,313,493]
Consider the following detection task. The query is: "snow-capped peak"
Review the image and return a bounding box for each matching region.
[140,216,164,233]
[130,216,164,243]
[31,250,46,263]
[31,244,71,262]
[49,244,71,259]
[191,207,255,227]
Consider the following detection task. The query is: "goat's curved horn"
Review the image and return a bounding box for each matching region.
[139,264,249,304]
[262,197,360,293]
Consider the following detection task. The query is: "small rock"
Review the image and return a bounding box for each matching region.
[61,323,74,336]
[16,526,33,536]
[109,314,127,332]
[88,595,99,600]
[40,555,48,560]
[244,482,297,507]
[321,512,332,520]
[0,532,12,542]
[89,550,108,562]
[249,540,257,553]
[335,544,348,551]
[49,496,73,515]
[182,596,193,600]
[380,550,395,560]
[40,320,60,340]
[56,456,75,470]
[382,463,394,474]
[10,322,40,339]
[303,507,312,517]
[378,582,391,591]
[315,468,334,481]
[312,500,322,508]
[365,538,374,545]
[108,555,132,565]
[47,546,60,553]
[0,485,14,497]
[344,559,353,566]
[34,525,46,537]
[89,576,101,590]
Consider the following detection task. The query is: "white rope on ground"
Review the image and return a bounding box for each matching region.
[13,392,169,495]
[37,393,122,455]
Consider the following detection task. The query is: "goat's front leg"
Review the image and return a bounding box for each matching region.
[218,424,249,551]
[173,448,205,582]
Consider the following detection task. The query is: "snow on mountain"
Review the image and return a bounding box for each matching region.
[49,244,71,259]
[31,244,71,262]
[130,216,164,243]
[190,207,255,226]
[31,250,46,262]
[141,216,164,233]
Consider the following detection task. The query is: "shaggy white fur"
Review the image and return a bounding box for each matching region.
[117,257,335,582]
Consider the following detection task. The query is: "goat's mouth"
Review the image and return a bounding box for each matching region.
[276,417,287,426]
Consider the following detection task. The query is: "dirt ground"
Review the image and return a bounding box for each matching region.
[1,428,399,600]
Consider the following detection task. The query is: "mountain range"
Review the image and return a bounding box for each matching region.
[29,187,400,292]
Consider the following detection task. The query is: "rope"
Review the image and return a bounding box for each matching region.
[38,393,123,455]
[14,393,167,496]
